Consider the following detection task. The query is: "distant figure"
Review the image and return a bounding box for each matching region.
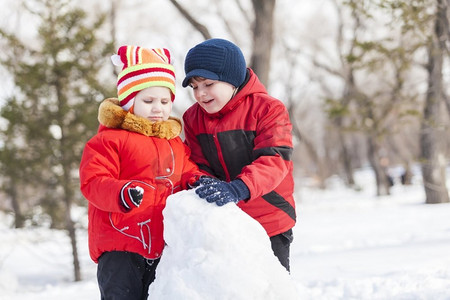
[401,168,413,185]
[387,173,394,187]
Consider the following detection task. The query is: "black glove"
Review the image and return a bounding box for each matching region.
[120,182,144,211]
[195,177,250,206]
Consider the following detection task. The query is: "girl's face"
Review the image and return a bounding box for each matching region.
[133,86,172,122]
[189,78,236,114]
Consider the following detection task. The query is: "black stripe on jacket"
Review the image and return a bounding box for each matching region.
[262,191,297,221]
[196,128,292,176]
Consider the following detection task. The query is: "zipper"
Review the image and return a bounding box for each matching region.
[212,132,230,181]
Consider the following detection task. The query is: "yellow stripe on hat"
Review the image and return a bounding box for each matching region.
[126,46,134,66]
[118,81,175,102]
[119,76,175,97]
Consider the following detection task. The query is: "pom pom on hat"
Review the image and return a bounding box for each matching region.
[182,38,247,88]
[114,45,176,111]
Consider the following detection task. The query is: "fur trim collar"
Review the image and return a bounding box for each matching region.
[98,98,182,139]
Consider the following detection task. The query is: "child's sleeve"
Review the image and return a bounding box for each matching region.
[238,100,293,199]
[79,134,130,213]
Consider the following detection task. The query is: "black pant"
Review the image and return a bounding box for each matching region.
[270,229,293,272]
[97,251,160,300]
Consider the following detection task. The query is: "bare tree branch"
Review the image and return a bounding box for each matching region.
[168,0,211,40]
[234,0,252,24]
[216,6,240,42]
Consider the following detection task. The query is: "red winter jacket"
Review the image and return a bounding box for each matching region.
[80,99,202,262]
[183,69,296,237]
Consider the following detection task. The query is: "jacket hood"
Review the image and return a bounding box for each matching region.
[98,98,182,139]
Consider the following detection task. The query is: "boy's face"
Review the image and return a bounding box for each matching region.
[189,78,236,114]
[133,86,172,122]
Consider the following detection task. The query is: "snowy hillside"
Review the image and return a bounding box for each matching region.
[1,167,450,299]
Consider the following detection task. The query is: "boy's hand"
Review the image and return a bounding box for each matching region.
[195,178,250,206]
[188,175,215,189]
[120,182,144,211]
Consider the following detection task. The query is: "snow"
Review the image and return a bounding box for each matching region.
[1,168,450,299]
[148,191,298,299]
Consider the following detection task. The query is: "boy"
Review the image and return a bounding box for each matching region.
[182,38,296,272]
[79,45,203,300]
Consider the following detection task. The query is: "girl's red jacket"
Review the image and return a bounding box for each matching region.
[183,69,296,237]
[80,99,202,262]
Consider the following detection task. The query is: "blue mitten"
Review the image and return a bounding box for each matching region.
[195,178,250,206]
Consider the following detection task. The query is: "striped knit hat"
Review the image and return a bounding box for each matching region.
[111,45,176,111]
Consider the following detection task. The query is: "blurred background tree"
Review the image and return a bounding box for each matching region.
[0,0,115,281]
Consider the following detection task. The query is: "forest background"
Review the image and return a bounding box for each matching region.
[0,0,449,282]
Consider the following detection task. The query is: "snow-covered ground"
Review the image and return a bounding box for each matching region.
[1,167,450,300]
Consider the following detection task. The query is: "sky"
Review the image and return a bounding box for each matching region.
[1,166,450,300]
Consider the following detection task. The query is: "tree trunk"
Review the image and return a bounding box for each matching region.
[420,0,450,204]
[62,140,81,281]
[289,109,327,189]
[110,0,119,77]
[250,0,276,87]
[56,69,81,281]
[367,135,391,196]
[338,131,355,187]
[8,182,25,228]
[65,200,81,281]
[401,162,413,185]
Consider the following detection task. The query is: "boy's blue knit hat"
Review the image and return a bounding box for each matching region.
[182,38,247,88]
